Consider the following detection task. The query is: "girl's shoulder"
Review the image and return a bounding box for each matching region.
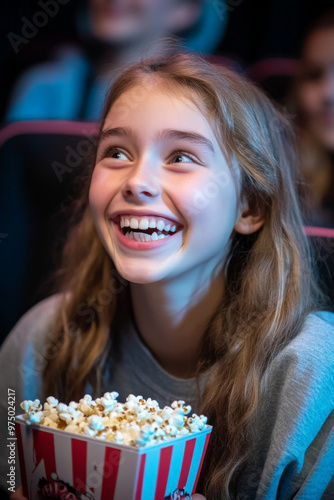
[0,294,64,406]
[282,310,334,365]
[267,310,334,402]
[244,311,334,498]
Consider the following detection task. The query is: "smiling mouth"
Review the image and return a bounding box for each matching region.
[117,215,181,243]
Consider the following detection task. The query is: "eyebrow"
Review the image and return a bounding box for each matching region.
[98,126,216,155]
[98,126,136,144]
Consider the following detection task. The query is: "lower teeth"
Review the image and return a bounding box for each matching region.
[124,231,171,242]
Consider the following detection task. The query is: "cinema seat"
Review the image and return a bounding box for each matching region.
[0,120,98,344]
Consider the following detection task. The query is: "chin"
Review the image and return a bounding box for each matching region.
[92,22,144,45]
[114,264,163,285]
[309,124,334,151]
[119,275,161,285]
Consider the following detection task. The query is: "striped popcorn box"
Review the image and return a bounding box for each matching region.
[15,415,212,500]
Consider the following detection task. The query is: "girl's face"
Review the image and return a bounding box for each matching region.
[89,84,242,285]
[298,28,334,150]
[89,0,200,45]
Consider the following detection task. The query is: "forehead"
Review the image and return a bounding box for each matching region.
[103,83,216,139]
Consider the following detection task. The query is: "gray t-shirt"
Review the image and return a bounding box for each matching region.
[0,294,333,498]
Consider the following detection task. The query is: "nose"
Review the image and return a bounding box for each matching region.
[121,160,161,200]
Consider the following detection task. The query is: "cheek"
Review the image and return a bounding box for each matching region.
[299,84,322,116]
[88,170,102,214]
[176,171,237,234]
[89,168,114,216]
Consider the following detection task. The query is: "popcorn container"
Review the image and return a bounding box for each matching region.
[15,415,212,500]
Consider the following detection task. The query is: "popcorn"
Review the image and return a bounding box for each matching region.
[187,414,208,432]
[16,394,212,500]
[20,399,44,424]
[95,391,118,413]
[83,414,105,436]
[19,393,209,447]
[44,396,58,409]
[24,410,44,424]
[20,399,42,413]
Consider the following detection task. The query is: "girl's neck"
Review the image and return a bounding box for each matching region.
[130,270,224,378]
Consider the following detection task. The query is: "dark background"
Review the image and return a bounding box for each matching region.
[0,0,78,123]
[1,0,334,123]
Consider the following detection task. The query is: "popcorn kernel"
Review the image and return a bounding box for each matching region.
[19,394,208,447]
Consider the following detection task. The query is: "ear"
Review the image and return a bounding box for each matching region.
[234,202,265,235]
[166,0,202,32]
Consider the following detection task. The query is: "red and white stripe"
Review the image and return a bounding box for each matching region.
[16,417,211,500]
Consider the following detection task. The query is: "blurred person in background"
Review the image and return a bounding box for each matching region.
[291,9,334,227]
[6,0,227,122]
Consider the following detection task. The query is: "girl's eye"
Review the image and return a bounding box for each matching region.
[101,146,130,161]
[300,67,324,82]
[111,151,128,160]
[170,152,194,164]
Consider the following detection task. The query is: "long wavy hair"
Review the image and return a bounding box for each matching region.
[43,53,322,498]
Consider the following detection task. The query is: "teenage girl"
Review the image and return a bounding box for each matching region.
[3,52,334,499]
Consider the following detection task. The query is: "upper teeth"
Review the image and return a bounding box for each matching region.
[120,216,177,233]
